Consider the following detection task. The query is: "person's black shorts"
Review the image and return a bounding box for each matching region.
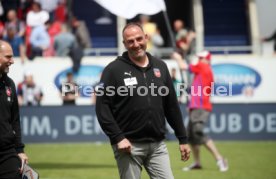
[188,109,210,145]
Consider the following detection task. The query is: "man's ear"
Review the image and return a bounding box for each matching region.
[122,40,127,49]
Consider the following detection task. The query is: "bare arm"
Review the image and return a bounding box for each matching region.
[263,31,276,42]
[171,52,189,71]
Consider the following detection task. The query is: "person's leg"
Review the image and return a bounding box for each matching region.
[204,139,222,161]
[144,141,174,179]
[183,125,203,171]
[188,118,202,165]
[29,46,42,60]
[183,109,207,171]
[191,144,201,164]
[198,109,229,172]
[112,143,147,179]
[204,139,229,172]
[188,110,206,166]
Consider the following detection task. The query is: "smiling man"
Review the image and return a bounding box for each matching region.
[0,40,29,178]
[96,23,190,179]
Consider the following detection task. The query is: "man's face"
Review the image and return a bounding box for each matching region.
[0,44,14,74]
[25,75,34,85]
[123,25,148,61]
[7,10,16,21]
[174,20,183,32]
[67,74,73,82]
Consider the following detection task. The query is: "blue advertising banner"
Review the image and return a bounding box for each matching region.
[20,104,276,143]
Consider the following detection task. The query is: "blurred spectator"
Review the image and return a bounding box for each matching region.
[26,1,49,27]
[171,67,181,89]
[139,15,157,51]
[44,20,61,56]
[170,67,182,101]
[174,19,188,40]
[35,0,59,22]
[0,20,4,38]
[174,19,196,57]
[29,21,50,60]
[4,9,26,37]
[151,27,164,58]
[17,71,43,106]
[24,25,33,59]
[17,74,26,97]
[54,0,67,23]
[71,16,92,49]
[18,0,34,20]
[59,72,78,105]
[70,16,89,73]
[262,30,276,55]
[69,41,83,73]
[54,24,76,56]
[3,24,26,63]
[0,0,20,22]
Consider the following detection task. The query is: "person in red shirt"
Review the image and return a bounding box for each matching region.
[172,51,229,172]
[188,51,213,111]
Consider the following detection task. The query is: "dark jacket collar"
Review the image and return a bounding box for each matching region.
[0,73,8,81]
[118,51,153,70]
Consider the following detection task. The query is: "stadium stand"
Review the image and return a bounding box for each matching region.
[202,0,251,54]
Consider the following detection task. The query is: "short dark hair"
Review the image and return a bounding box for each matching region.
[66,72,73,77]
[32,2,41,10]
[122,22,144,36]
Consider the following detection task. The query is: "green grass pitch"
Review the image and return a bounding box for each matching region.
[25,141,276,179]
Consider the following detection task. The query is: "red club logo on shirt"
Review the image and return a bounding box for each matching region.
[6,87,11,97]
[153,68,161,78]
